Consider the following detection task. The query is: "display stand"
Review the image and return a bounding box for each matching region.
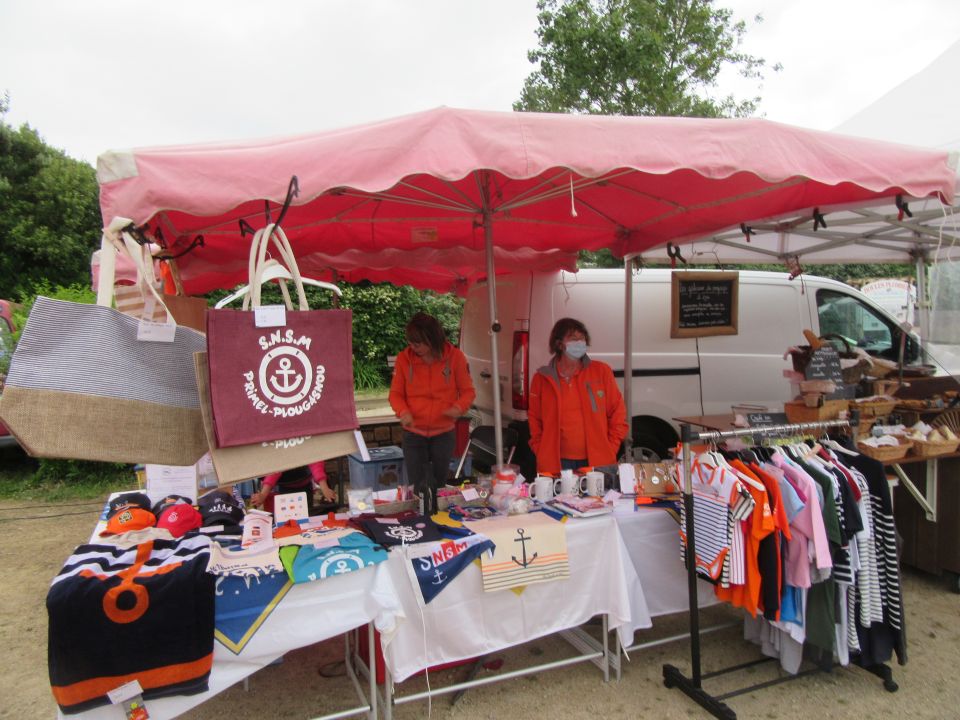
[662,415,898,719]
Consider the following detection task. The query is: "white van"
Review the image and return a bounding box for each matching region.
[459,268,926,475]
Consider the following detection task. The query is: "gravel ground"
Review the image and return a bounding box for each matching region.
[2,499,958,720]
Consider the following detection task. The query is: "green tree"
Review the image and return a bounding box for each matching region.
[0,97,101,300]
[515,0,774,118]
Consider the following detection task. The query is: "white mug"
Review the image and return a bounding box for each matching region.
[583,471,606,497]
[529,476,555,500]
[555,473,582,496]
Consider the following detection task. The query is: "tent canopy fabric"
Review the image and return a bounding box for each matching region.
[97,106,957,295]
[637,41,960,268]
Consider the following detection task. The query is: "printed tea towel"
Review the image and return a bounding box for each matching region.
[470,513,569,592]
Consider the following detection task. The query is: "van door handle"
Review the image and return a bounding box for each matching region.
[479,370,492,379]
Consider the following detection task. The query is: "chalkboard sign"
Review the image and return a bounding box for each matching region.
[804,346,844,384]
[670,271,739,339]
[747,412,789,427]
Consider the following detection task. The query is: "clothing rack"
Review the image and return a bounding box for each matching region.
[662,415,898,719]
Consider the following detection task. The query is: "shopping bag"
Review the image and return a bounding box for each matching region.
[113,282,168,323]
[0,296,208,465]
[634,461,680,497]
[205,224,358,447]
[162,293,208,333]
[96,221,209,333]
[194,352,359,485]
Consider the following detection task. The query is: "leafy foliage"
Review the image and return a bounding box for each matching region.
[515,0,776,118]
[0,101,101,301]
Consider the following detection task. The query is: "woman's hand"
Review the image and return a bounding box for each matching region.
[250,490,267,507]
[442,406,462,419]
[398,411,414,428]
[317,481,337,502]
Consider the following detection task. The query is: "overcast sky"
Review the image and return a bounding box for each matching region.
[2,0,959,166]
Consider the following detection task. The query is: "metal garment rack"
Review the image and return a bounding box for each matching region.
[661,416,896,720]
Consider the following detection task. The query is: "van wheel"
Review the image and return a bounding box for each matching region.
[629,419,678,462]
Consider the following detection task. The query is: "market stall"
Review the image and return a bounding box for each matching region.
[5,106,957,720]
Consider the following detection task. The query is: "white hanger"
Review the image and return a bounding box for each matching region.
[215,260,342,309]
[822,438,858,456]
[697,448,765,492]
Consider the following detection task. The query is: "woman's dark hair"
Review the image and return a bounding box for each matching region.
[405,312,446,356]
[548,317,590,356]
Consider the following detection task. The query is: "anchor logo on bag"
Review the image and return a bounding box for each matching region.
[243,329,326,418]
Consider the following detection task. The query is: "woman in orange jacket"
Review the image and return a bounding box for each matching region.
[528,318,628,476]
[389,312,476,513]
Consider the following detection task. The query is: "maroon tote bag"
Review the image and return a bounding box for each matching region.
[205,224,358,447]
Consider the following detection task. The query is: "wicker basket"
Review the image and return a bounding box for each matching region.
[850,398,897,418]
[854,416,878,439]
[856,437,913,462]
[372,497,420,514]
[909,437,960,458]
[784,399,848,424]
[436,484,489,511]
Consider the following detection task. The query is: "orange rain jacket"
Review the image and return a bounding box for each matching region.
[528,356,628,476]
[389,342,476,437]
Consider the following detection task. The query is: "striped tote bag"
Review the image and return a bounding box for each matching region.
[0,296,208,465]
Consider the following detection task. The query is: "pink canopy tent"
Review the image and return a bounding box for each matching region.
[96,106,957,462]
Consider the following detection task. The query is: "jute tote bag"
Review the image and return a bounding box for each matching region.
[205,224,358,448]
[194,352,358,486]
[0,220,208,465]
[96,226,209,333]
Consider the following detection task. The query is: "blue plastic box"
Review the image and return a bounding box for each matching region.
[348,446,406,490]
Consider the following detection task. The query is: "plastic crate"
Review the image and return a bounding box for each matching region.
[348,446,405,490]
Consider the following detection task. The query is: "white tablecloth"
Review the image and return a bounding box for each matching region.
[379,513,652,683]
[612,501,719,617]
[60,561,403,720]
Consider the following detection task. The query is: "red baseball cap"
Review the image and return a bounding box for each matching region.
[156,502,203,538]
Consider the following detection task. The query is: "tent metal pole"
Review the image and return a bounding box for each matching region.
[914,248,929,339]
[482,202,505,468]
[623,255,635,459]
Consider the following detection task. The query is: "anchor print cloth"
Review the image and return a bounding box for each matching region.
[360,514,444,547]
[408,533,495,604]
[279,531,388,583]
[470,513,570,592]
[205,308,358,447]
[47,535,215,714]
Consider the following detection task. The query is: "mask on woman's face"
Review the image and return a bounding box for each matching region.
[564,340,587,360]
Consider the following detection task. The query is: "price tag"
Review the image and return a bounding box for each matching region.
[255,304,287,328]
[461,488,480,501]
[137,319,176,343]
[107,680,144,704]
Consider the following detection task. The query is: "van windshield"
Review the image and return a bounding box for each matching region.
[816,289,919,362]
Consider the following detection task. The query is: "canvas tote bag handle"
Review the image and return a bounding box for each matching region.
[244,223,310,312]
[97,217,176,325]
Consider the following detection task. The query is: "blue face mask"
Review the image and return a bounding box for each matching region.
[564,340,587,360]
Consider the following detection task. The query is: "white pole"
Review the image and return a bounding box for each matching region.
[623,255,635,460]
[482,202,504,468]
